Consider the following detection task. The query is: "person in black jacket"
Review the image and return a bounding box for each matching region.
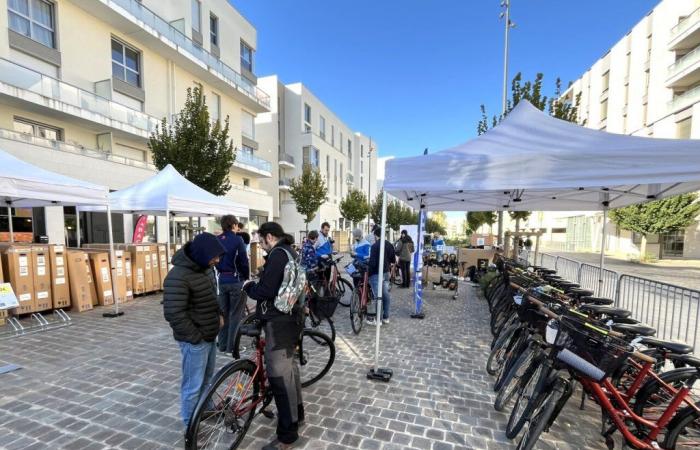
[367,226,395,325]
[163,232,225,428]
[243,222,304,450]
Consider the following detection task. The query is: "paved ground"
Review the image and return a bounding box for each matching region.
[549,251,700,291]
[0,285,609,450]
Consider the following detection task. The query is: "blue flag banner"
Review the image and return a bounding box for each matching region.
[413,210,426,314]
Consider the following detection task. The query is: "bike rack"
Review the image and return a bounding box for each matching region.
[0,309,72,340]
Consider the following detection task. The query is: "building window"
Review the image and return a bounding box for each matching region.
[348,145,352,166]
[320,115,326,140]
[111,38,141,87]
[361,144,364,158]
[676,117,692,139]
[243,178,250,187]
[191,0,201,32]
[339,131,343,151]
[331,125,335,147]
[661,230,685,257]
[326,155,330,181]
[601,70,609,93]
[210,14,218,47]
[600,99,608,121]
[348,139,351,157]
[241,41,253,72]
[339,162,343,195]
[334,159,337,196]
[13,117,61,140]
[311,148,320,168]
[8,0,55,48]
[210,92,220,123]
[304,103,311,127]
[361,160,364,174]
[241,110,255,139]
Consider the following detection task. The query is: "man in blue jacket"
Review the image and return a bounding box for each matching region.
[216,215,250,353]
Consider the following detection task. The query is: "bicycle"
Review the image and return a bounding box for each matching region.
[185,322,335,449]
[313,253,354,308]
[388,262,403,290]
[349,262,374,334]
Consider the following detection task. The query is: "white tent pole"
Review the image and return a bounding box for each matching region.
[166,209,171,270]
[76,207,81,248]
[106,205,120,316]
[598,207,608,296]
[7,205,13,243]
[373,190,388,372]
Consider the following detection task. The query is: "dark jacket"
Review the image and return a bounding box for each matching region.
[395,236,414,262]
[163,243,221,344]
[216,230,250,284]
[243,241,299,321]
[369,239,396,276]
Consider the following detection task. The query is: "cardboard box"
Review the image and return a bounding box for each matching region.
[458,248,496,268]
[142,245,153,293]
[0,245,34,314]
[112,250,127,305]
[125,245,147,295]
[148,245,161,291]
[426,266,443,283]
[470,234,496,247]
[32,245,52,312]
[124,253,134,301]
[157,244,168,289]
[49,245,70,309]
[87,251,114,306]
[0,308,7,326]
[66,250,94,312]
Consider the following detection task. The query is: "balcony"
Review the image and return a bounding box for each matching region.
[279,153,295,169]
[669,7,700,51]
[668,84,700,113]
[70,0,270,113]
[346,173,354,184]
[233,151,272,177]
[667,45,700,88]
[279,178,292,190]
[0,58,160,138]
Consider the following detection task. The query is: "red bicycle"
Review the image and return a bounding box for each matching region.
[349,262,374,334]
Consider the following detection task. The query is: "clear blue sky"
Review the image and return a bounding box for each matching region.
[234,0,659,160]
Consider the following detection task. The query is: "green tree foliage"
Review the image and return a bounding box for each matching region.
[289,164,328,232]
[466,211,497,234]
[370,190,418,231]
[477,73,582,135]
[609,194,700,236]
[509,211,532,232]
[339,189,370,226]
[425,217,447,235]
[431,211,448,230]
[149,86,235,195]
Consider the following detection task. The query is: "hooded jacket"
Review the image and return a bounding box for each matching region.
[163,236,224,344]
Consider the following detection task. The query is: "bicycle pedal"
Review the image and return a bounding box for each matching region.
[261,409,275,419]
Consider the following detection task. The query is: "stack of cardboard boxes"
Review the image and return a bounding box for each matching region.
[457,248,496,277]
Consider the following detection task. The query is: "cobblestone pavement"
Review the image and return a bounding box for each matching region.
[0,284,610,450]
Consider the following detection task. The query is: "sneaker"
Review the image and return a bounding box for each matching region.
[366,318,377,326]
[382,319,390,325]
[262,438,298,450]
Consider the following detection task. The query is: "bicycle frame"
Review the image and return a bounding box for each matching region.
[229,336,268,418]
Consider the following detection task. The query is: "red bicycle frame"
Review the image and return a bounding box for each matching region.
[218,336,268,418]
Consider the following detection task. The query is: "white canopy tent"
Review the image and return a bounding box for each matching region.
[367,101,700,380]
[80,164,249,269]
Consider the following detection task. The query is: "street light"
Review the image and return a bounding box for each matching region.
[367,137,373,234]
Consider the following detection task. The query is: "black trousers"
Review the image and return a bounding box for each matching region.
[399,260,411,287]
[264,318,304,444]
[217,282,244,353]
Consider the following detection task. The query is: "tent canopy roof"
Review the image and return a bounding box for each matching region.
[0,148,108,207]
[86,164,248,217]
[384,101,700,211]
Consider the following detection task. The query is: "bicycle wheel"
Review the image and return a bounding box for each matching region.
[664,406,700,450]
[515,378,569,450]
[506,354,546,438]
[494,332,529,392]
[232,314,260,360]
[486,322,520,375]
[185,359,260,450]
[495,345,537,413]
[305,311,336,342]
[336,278,353,307]
[299,329,335,387]
[632,367,699,433]
[350,287,364,334]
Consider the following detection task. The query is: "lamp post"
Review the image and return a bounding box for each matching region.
[497,0,515,246]
[367,137,373,234]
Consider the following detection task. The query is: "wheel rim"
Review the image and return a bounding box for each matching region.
[511,363,543,429]
[299,332,334,386]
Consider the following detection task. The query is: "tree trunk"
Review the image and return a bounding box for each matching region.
[515,218,521,232]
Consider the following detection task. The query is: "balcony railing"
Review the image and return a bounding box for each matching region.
[0,128,156,170]
[0,58,160,136]
[668,84,700,112]
[671,7,700,40]
[231,183,268,196]
[107,0,270,109]
[668,45,700,80]
[234,151,272,174]
[279,153,295,165]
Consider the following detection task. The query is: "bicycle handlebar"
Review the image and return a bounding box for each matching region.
[631,351,656,364]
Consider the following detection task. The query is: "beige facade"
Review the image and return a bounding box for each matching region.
[257,76,378,240]
[534,0,700,259]
[0,0,272,243]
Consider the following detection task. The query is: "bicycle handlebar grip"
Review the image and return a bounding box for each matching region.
[631,351,656,364]
[556,348,605,382]
[536,305,558,319]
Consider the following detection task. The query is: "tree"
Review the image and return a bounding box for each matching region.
[149,86,235,195]
[609,193,700,257]
[289,164,328,232]
[370,191,384,225]
[339,189,370,228]
[466,211,497,234]
[425,217,446,235]
[431,211,448,231]
[509,211,532,232]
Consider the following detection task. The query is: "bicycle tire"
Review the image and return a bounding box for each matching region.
[506,354,546,438]
[336,278,353,307]
[350,287,364,334]
[663,404,700,449]
[494,332,529,392]
[496,345,538,413]
[299,329,335,387]
[232,313,260,360]
[487,322,520,375]
[515,378,568,450]
[185,359,260,450]
[305,311,336,342]
[632,367,699,433]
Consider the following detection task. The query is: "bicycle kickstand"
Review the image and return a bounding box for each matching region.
[579,389,586,410]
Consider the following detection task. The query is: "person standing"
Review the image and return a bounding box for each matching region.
[243,222,304,450]
[163,233,225,428]
[395,230,414,288]
[367,226,395,325]
[300,230,319,270]
[432,232,445,260]
[216,215,250,353]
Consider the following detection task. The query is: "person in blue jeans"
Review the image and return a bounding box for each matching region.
[216,215,250,353]
[163,233,225,428]
[367,226,395,325]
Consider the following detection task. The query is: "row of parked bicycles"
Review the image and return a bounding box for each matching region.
[483,257,699,449]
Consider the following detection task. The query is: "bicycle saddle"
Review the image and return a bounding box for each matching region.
[536,268,557,275]
[579,296,615,306]
[610,316,640,325]
[556,282,580,290]
[578,304,632,319]
[640,337,694,355]
[568,288,595,298]
[610,322,656,337]
[238,324,262,337]
[669,354,700,368]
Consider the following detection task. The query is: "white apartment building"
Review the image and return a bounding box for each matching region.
[257,75,378,240]
[535,0,700,259]
[0,0,272,244]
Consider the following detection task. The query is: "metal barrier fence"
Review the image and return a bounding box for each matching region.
[617,275,700,353]
[555,257,581,285]
[578,263,619,300]
[540,253,557,270]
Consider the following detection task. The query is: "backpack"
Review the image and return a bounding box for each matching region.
[273,248,307,314]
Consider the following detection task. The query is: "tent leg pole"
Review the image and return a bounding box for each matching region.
[368,191,392,382]
[598,208,608,297]
[7,205,13,243]
[103,206,123,318]
[411,209,425,319]
[76,207,81,248]
[166,209,171,270]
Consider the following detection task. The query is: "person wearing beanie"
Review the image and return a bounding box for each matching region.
[163,232,225,428]
[351,228,371,263]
